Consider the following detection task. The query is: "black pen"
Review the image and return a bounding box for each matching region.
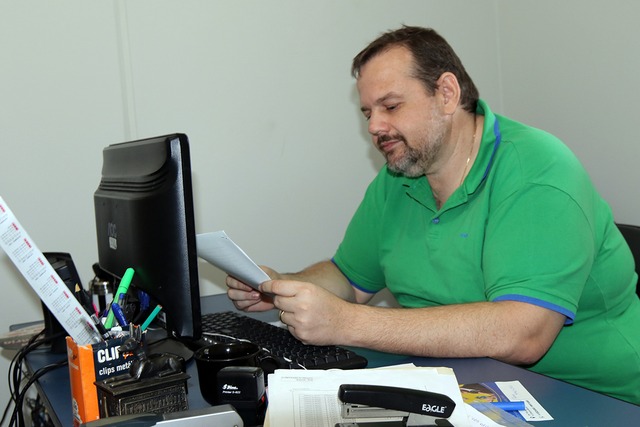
[91,313,110,340]
[75,283,97,316]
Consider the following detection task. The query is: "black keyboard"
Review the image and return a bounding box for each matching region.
[201,311,368,370]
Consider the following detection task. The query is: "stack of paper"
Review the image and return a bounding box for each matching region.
[266,365,469,426]
[266,364,539,426]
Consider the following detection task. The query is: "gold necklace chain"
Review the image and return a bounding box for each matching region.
[459,114,478,187]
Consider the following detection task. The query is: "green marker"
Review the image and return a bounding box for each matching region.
[104,267,134,329]
[140,304,163,331]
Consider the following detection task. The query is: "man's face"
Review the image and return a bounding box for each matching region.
[357,46,450,177]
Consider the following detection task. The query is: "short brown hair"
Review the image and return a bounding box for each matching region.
[352,26,479,113]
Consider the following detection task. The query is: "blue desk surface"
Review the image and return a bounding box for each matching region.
[27,294,640,426]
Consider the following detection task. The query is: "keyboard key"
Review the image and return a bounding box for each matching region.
[201,311,367,371]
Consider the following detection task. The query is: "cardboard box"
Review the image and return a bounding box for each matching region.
[66,336,132,426]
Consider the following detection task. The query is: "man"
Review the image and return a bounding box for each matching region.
[227,26,640,404]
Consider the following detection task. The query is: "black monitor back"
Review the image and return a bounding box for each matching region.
[94,133,201,340]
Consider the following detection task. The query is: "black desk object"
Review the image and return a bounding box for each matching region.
[200,310,368,370]
[26,294,640,426]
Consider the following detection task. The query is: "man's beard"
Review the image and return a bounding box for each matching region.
[383,103,448,177]
[384,130,446,178]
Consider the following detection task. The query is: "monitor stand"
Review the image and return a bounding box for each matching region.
[145,330,214,361]
[146,336,194,361]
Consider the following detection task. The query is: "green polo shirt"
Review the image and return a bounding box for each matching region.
[333,99,640,404]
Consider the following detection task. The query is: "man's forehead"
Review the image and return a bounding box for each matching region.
[356,49,424,107]
[357,45,414,79]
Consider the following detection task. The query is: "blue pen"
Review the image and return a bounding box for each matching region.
[138,290,150,311]
[491,401,526,412]
[111,302,129,328]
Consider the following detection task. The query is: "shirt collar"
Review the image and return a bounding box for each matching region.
[464,99,501,194]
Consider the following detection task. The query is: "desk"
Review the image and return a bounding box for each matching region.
[26,294,640,426]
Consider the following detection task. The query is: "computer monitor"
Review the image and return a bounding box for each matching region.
[94,133,202,341]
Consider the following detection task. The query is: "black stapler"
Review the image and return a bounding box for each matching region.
[335,384,456,427]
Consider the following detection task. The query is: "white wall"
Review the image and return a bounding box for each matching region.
[0,0,637,414]
[496,0,640,224]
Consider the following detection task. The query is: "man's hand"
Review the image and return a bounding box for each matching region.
[226,265,280,312]
[260,279,353,346]
[226,260,362,314]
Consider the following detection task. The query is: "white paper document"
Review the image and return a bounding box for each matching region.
[266,365,470,426]
[196,230,270,291]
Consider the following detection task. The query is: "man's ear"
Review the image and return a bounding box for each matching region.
[436,72,461,115]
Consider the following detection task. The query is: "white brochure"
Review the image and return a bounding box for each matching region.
[196,230,270,291]
[0,196,102,346]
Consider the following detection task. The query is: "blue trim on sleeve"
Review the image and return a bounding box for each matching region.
[330,258,378,294]
[493,294,575,325]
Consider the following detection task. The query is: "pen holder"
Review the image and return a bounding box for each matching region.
[94,371,190,418]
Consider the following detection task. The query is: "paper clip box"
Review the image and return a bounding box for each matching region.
[66,336,132,426]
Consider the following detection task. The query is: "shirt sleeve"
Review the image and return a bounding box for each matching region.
[333,169,389,293]
[483,182,595,321]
